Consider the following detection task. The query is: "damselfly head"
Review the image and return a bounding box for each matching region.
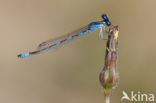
[101,14,111,26]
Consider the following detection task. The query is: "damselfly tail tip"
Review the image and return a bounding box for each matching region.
[17,52,30,58]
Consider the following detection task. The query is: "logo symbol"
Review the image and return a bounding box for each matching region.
[121,91,154,102]
[121,91,131,101]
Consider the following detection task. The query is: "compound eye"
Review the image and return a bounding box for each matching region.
[101,14,111,26]
[101,14,108,20]
[106,21,111,26]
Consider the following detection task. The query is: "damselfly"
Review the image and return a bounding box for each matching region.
[18,14,111,58]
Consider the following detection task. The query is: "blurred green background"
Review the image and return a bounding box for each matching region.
[0,0,156,103]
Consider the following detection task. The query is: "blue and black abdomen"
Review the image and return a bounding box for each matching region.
[18,14,111,58]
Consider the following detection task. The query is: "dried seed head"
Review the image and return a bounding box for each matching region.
[99,26,119,96]
[99,51,119,95]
